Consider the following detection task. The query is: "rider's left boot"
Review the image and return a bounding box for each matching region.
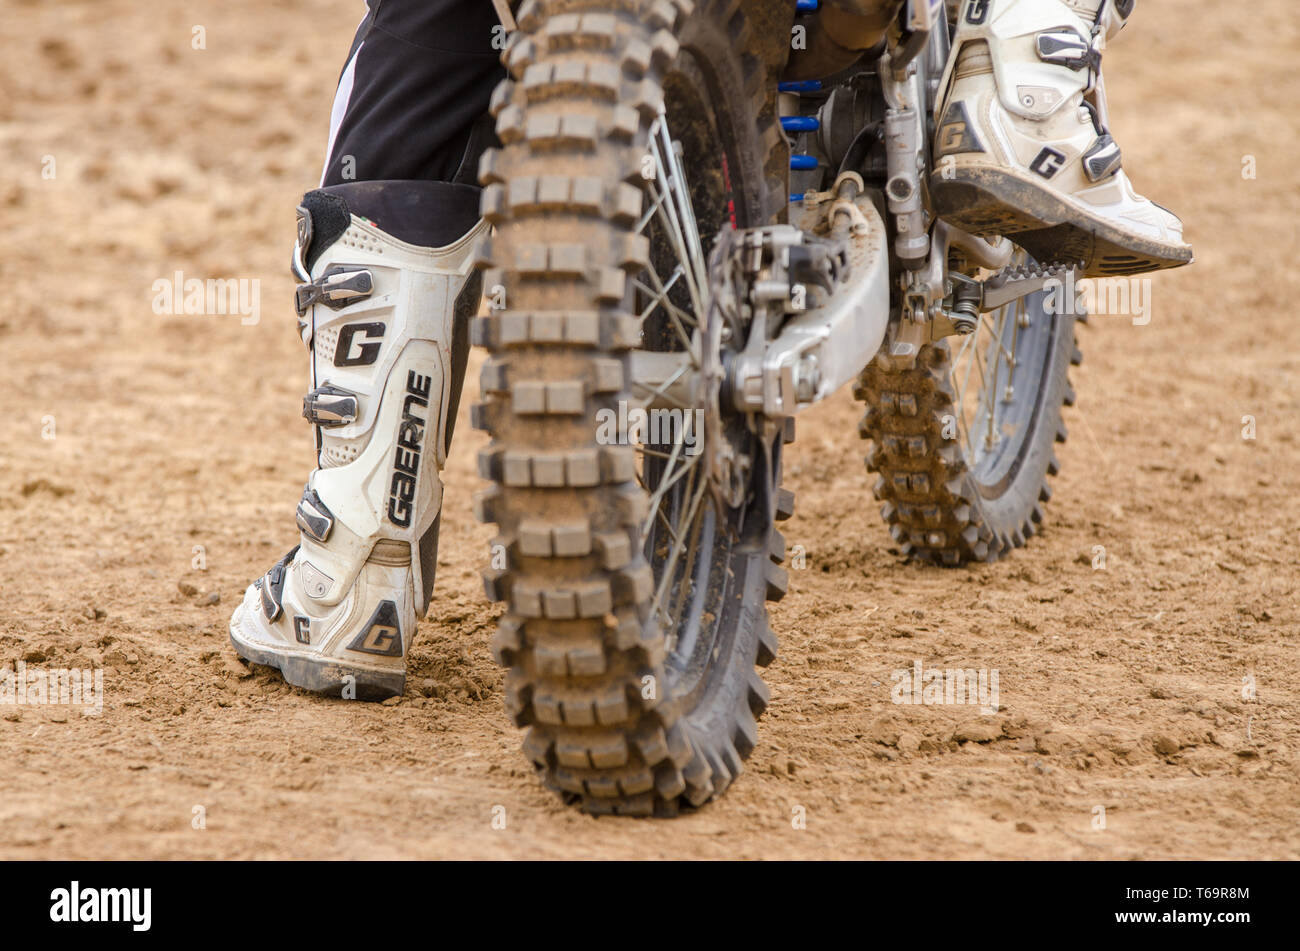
[228,180,485,700]
[930,0,1192,277]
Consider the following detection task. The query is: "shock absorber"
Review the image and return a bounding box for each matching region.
[784,2,824,202]
[782,114,822,202]
[782,1,904,201]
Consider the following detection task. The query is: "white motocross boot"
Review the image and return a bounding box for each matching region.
[229,181,486,700]
[931,0,1192,276]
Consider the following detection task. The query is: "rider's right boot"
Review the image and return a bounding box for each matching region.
[930,0,1192,277]
[228,180,485,700]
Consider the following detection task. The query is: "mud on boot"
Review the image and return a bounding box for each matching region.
[229,181,485,700]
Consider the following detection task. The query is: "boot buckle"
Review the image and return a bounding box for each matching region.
[296,487,335,543]
[257,546,299,622]
[302,384,359,428]
[295,266,374,317]
[1082,133,1123,183]
[1035,28,1102,75]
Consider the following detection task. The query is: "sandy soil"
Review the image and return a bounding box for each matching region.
[1,0,1298,859]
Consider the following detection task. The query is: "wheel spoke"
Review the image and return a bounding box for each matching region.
[631,107,746,673]
[980,309,1016,372]
[635,268,699,362]
[645,113,710,322]
[651,496,682,548]
[650,466,709,632]
[635,266,684,322]
[666,472,708,636]
[949,249,1032,465]
[629,351,692,409]
[981,306,1005,450]
[955,327,981,460]
[636,444,687,461]
[640,445,701,545]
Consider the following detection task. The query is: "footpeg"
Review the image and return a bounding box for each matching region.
[978,260,1081,312]
[892,260,1081,356]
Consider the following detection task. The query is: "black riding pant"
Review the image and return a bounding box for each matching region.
[319,0,505,190]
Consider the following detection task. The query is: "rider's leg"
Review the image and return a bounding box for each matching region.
[931,0,1192,276]
[228,0,502,699]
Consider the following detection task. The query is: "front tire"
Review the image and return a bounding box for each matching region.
[854,259,1081,564]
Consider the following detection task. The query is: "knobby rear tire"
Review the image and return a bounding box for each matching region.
[472,0,788,815]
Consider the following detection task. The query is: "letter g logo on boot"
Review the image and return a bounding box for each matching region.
[347,601,404,657]
[335,322,386,367]
[1029,147,1067,179]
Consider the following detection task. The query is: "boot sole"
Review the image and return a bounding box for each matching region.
[930,165,1194,277]
[229,605,404,701]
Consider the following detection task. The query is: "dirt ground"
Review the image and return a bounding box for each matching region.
[1,0,1297,860]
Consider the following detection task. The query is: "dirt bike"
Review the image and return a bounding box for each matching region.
[472,0,1080,814]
